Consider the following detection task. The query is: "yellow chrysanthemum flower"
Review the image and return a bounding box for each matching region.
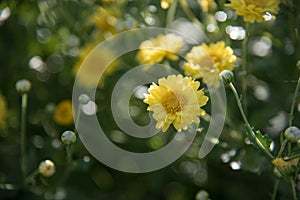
[144,74,209,132]
[199,0,217,12]
[54,100,73,126]
[0,92,7,128]
[272,157,299,176]
[73,44,119,88]
[161,0,174,9]
[225,0,280,23]
[137,34,184,64]
[183,41,237,87]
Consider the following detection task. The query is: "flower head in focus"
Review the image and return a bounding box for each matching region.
[54,100,73,126]
[137,34,184,64]
[73,44,119,88]
[144,74,208,132]
[225,0,280,23]
[161,0,174,9]
[183,41,237,87]
[0,92,7,128]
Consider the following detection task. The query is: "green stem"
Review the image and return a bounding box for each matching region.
[289,75,300,127]
[277,139,288,157]
[271,179,280,200]
[66,146,72,165]
[283,153,300,160]
[289,177,297,200]
[229,83,274,160]
[241,23,249,112]
[179,0,205,30]
[75,104,82,131]
[25,169,39,184]
[166,0,178,27]
[21,93,28,182]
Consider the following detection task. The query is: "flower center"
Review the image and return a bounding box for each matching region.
[161,91,181,113]
[245,0,266,7]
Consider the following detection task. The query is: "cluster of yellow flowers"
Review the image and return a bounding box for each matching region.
[137,33,236,132]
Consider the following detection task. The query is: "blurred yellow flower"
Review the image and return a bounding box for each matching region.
[144,75,208,132]
[272,157,299,176]
[90,6,121,36]
[183,41,237,87]
[199,0,216,12]
[137,34,184,64]
[226,0,280,23]
[161,0,174,9]
[0,92,7,128]
[73,44,119,88]
[54,100,73,126]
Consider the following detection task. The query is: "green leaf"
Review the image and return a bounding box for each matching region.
[256,130,272,152]
[246,127,272,155]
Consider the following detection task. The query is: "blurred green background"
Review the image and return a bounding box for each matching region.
[0,0,299,199]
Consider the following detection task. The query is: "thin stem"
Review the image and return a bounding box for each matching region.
[229,83,250,125]
[179,0,205,30]
[166,0,178,27]
[75,104,82,131]
[289,177,297,200]
[25,169,39,184]
[241,23,249,111]
[284,153,300,160]
[277,139,288,157]
[289,75,300,127]
[66,146,72,165]
[229,83,274,160]
[21,93,28,182]
[271,179,280,200]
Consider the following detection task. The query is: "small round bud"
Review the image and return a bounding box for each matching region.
[39,160,55,177]
[195,190,209,200]
[16,79,31,93]
[78,94,90,105]
[284,126,300,143]
[61,130,76,145]
[219,70,234,84]
[273,167,282,179]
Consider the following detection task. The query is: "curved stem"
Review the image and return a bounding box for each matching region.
[166,0,178,27]
[179,0,205,30]
[229,83,274,160]
[21,93,28,183]
[289,75,300,127]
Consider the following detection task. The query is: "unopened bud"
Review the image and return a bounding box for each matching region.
[16,79,31,93]
[79,94,90,105]
[39,160,55,177]
[219,70,234,84]
[61,130,76,145]
[284,126,300,143]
